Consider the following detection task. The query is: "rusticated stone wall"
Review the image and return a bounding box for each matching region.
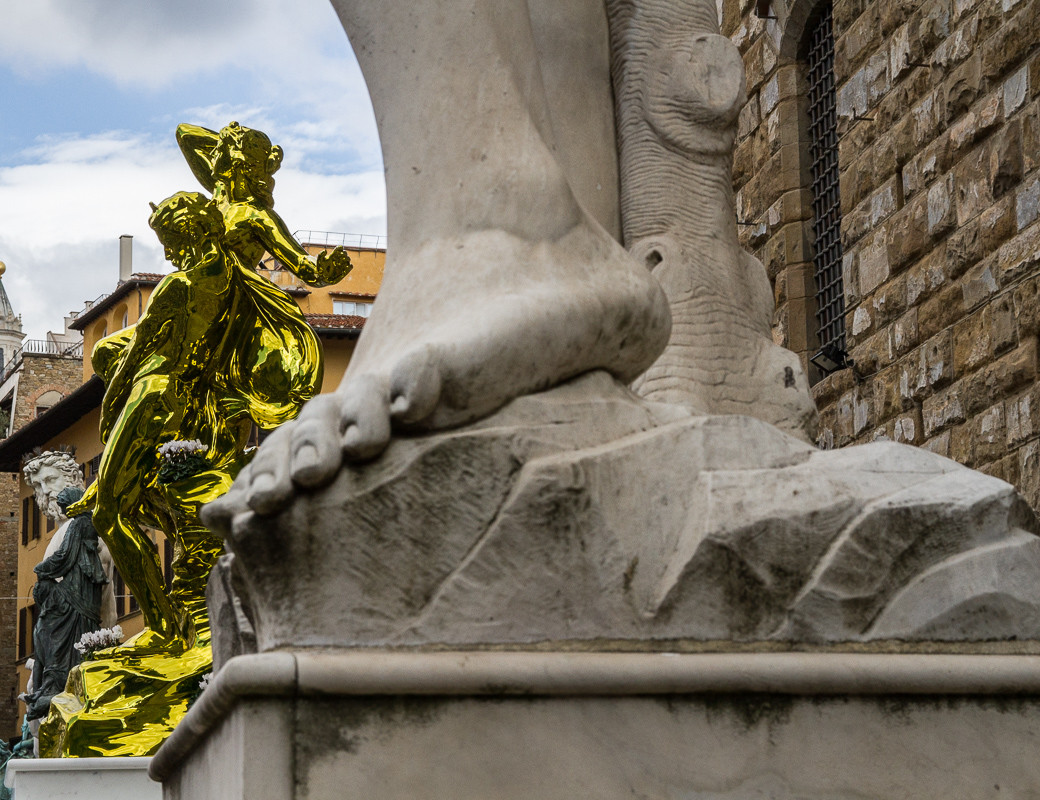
[0,352,83,738]
[724,0,1040,510]
[0,486,18,738]
[12,353,84,430]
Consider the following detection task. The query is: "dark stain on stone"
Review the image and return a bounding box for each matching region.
[623,556,639,591]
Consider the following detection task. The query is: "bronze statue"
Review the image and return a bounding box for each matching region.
[23,487,106,723]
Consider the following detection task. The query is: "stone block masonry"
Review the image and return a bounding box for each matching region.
[726,0,1040,512]
[12,354,86,431]
[0,496,18,738]
[1,352,83,737]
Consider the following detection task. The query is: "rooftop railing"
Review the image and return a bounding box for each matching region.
[293,230,387,250]
[3,339,83,381]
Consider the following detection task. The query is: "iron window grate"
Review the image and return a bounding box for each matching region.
[806,3,845,354]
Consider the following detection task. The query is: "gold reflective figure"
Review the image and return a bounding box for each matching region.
[41,124,352,757]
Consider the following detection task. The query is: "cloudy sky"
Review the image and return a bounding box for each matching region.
[0,0,385,340]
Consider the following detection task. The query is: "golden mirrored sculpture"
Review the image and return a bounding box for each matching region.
[40,124,352,757]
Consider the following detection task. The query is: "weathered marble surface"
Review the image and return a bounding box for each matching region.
[228,0,817,511]
[609,0,818,438]
[4,757,159,800]
[205,555,256,672]
[154,651,1040,800]
[240,694,1040,800]
[207,372,1040,649]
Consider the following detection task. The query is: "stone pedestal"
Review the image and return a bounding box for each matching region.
[152,650,1040,799]
[4,756,160,799]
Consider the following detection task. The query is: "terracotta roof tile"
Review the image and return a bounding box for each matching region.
[304,313,366,329]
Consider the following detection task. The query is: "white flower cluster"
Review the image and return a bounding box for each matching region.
[74,625,124,656]
[158,440,209,464]
[198,672,213,692]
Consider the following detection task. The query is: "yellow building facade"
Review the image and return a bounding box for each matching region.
[3,240,384,736]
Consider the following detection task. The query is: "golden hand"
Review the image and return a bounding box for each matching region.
[315,246,354,285]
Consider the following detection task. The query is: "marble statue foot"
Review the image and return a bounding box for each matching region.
[636,330,818,441]
[212,0,670,511]
[633,273,819,440]
[226,221,671,514]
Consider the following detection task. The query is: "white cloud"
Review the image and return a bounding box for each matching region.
[0,237,167,343]
[0,0,348,91]
[0,133,187,243]
[0,0,383,169]
[0,0,387,339]
[0,131,386,340]
[275,169,386,238]
[176,105,275,135]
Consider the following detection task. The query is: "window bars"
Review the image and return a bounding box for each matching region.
[806,4,846,359]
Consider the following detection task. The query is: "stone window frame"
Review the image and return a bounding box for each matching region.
[33,388,64,418]
[732,0,844,385]
[802,1,846,362]
[783,0,846,383]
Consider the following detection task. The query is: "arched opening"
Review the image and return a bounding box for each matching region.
[730,0,845,383]
[34,389,63,417]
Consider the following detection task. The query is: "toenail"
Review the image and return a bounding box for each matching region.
[295,444,318,469]
[251,473,276,495]
[230,511,257,538]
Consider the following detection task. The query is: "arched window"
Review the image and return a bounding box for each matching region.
[730,0,848,384]
[35,389,63,417]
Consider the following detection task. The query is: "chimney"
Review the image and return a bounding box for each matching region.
[119,235,133,282]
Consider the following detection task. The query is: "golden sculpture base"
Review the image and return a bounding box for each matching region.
[40,629,212,758]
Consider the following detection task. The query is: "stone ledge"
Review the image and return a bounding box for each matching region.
[5,756,159,800]
[151,649,1040,782]
[6,756,154,777]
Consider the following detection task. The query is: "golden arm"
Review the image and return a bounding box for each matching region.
[246,205,353,287]
[175,124,220,195]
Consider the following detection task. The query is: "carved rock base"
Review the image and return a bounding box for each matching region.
[219,371,1040,648]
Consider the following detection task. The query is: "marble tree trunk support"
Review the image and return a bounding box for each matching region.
[607,0,818,440]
